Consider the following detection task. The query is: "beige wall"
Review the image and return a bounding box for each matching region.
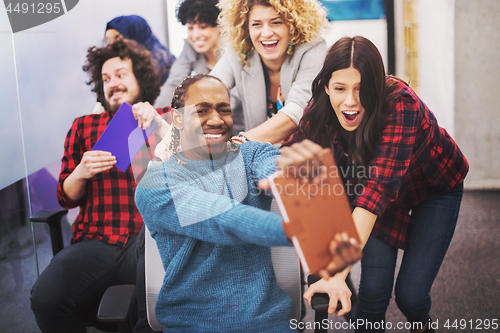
[455,0,500,189]
[395,0,500,189]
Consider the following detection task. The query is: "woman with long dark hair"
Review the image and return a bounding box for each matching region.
[279,36,469,332]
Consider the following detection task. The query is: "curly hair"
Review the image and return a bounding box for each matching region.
[177,0,220,27]
[218,0,328,62]
[83,38,161,110]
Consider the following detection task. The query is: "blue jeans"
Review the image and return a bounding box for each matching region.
[355,184,464,332]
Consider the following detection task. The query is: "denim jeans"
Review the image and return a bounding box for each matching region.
[30,226,154,333]
[355,184,464,332]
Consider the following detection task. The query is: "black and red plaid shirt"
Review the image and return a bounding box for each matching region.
[57,108,170,246]
[294,78,469,249]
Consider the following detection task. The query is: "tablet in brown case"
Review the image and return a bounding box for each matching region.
[268,148,360,275]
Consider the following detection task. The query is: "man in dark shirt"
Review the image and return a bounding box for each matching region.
[30,38,169,333]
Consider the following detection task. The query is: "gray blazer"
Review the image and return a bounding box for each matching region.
[211,38,327,131]
[155,40,209,109]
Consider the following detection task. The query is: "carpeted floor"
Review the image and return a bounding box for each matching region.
[1,190,499,332]
[301,190,500,333]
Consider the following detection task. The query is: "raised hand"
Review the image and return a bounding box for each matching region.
[319,232,362,280]
[276,139,328,180]
[132,101,162,130]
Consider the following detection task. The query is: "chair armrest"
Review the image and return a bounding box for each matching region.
[30,209,68,223]
[307,274,341,312]
[30,209,68,256]
[97,285,136,322]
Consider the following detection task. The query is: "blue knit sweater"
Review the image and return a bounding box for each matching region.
[135,142,294,332]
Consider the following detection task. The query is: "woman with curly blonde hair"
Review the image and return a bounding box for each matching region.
[212,0,328,143]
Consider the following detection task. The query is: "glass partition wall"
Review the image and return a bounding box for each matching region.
[0,1,169,331]
[0,16,41,331]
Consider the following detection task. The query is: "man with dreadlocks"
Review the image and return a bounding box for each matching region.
[135,73,361,332]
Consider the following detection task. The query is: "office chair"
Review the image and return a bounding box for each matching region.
[30,209,68,257]
[30,209,136,333]
[141,198,309,331]
[143,224,357,332]
[31,199,357,333]
[143,225,307,332]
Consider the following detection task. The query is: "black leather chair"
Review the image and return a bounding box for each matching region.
[30,209,136,333]
[30,209,68,257]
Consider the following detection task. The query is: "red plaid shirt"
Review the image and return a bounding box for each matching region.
[294,78,468,249]
[57,108,170,246]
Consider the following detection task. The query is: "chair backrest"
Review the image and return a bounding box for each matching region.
[270,247,302,321]
[144,202,302,331]
[144,225,166,331]
[270,199,302,322]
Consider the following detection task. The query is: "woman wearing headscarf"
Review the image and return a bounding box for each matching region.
[105,15,176,85]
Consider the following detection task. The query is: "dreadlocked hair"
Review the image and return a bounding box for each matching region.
[169,73,231,154]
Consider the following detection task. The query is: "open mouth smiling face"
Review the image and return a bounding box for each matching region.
[175,78,233,160]
[102,57,141,113]
[248,5,290,68]
[186,20,220,56]
[342,110,361,124]
[325,66,366,132]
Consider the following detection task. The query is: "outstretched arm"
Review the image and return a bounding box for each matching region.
[136,145,290,248]
[245,112,298,144]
